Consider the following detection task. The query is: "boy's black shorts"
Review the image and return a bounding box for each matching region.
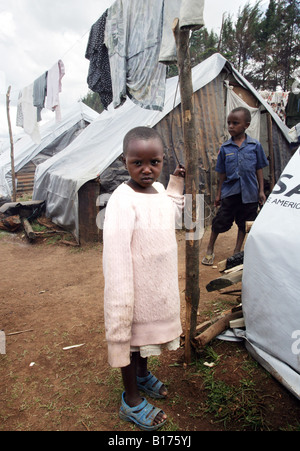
[212,194,258,234]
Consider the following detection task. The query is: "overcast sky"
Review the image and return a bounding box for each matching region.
[0,0,268,142]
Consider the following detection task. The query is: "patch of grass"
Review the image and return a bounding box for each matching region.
[280,423,300,431]
[46,235,63,245]
[192,346,268,431]
[16,193,33,203]
[31,221,47,233]
[203,372,266,430]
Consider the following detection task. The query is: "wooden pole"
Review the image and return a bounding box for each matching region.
[267,113,275,191]
[173,19,200,364]
[6,86,17,202]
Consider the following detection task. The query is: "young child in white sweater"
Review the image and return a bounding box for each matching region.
[103,126,185,431]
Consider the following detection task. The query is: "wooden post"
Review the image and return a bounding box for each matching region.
[6,86,17,202]
[173,19,200,364]
[267,113,275,191]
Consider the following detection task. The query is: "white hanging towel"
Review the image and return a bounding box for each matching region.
[17,84,41,144]
[46,60,65,121]
[159,0,205,64]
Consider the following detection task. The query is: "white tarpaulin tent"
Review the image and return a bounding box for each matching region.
[242,148,300,400]
[0,102,98,199]
[33,53,292,239]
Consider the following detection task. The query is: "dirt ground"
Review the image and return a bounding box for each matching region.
[0,224,299,432]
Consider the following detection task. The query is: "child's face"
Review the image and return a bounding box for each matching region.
[227,111,250,139]
[124,138,164,189]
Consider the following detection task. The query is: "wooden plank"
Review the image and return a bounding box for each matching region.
[218,259,227,272]
[229,317,245,328]
[194,310,243,349]
[206,269,243,292]
[78,180,101,245]
[224,264,243,274]
[195,305,242,335]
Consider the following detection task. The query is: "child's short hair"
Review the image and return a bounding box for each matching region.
[232,107,251,124]
[123,127,164,156]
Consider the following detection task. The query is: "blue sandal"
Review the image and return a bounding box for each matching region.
[119,392,167,431]
[137,371,167,399]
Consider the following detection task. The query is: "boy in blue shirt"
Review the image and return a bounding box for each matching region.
[202,107,269,265]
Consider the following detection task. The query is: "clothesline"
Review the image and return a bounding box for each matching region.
[2,27,91,98]
[5,25,92,144]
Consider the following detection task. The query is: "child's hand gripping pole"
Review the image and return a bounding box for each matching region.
[173,164,186,178]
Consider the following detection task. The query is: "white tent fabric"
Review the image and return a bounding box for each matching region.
[0,102,98,199]
[33,53,292,239]
[242,148,300,400]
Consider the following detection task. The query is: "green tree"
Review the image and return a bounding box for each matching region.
[81,91,105,114]
[252,0,300,90]
[167,26,219,78]
[250,0,281,89]
[214,0,299,91]
[233,1,262,75]
[218,13,236,61]
[277,0,300,90]
[189,27,219,66]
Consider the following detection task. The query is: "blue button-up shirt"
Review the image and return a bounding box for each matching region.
[215,134,269,203]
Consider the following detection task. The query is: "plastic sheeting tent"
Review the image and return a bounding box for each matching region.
[33,53,292,240]
[242,148,300,400]
[0,102,98,200]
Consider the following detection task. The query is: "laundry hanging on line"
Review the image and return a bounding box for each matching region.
[46,60,65,122]
[16,84,41,144]
[104,0,166,111]
[85,0,205,111]
[16,60,65,143]
[259,89,289,123]
[33,71,48,122]
[85,10,113,110]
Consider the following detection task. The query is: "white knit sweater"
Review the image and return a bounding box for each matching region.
[103,175,184,368]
